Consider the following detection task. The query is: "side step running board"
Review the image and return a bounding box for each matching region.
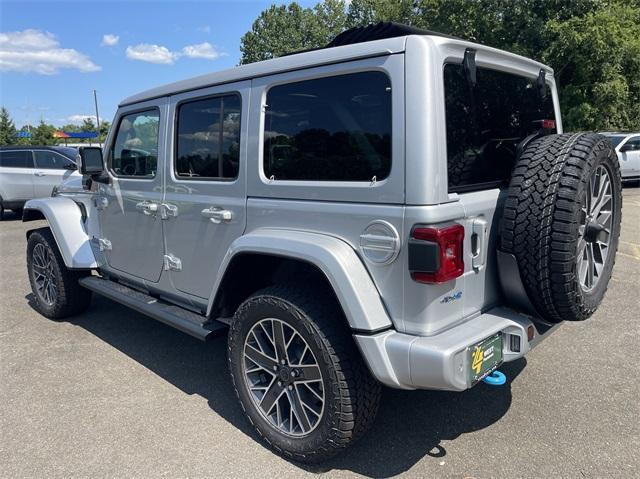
[79,276,226,341]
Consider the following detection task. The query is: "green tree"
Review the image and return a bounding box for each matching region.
[0,107,18,146]
[99,120,111,143]
[30,120,56,146]
[240,1,347,64]
[240,0,639,131]
[544,3,640,130]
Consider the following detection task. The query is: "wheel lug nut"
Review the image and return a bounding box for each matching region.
[277,381,282,387]
[288,385,293,390]
[273,365,277,371]
[280,359,286,364]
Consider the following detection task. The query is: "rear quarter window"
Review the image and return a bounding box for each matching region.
[444,64,556,192]
[263,71,392,182]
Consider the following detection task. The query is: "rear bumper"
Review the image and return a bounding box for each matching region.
[354,306,559,391]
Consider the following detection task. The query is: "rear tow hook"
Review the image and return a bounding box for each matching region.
[482,370,506,386]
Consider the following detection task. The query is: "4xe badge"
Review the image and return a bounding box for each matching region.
[440,291,462,304]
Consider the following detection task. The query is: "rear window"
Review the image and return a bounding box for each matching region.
[0,150,32,168]
[444,64,556,192]
[263,71,392,182]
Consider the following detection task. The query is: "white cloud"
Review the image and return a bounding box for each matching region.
[66,114,97,124]
[126,43,177,64]
[0,29,100,74]
[181,42,220,60]
[126,42,222,64]
[101,34,119,46]
[197,25,211,34]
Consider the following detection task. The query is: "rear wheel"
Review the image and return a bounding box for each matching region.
[27,228,92,319]
[500,133,622,323]
[228,285,381,463]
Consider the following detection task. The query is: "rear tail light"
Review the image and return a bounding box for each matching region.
[409,224,464,284]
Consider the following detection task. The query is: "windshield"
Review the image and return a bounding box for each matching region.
[54,147,80,163]
[603,135,626,148]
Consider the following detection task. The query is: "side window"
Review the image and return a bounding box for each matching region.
[110,109,160,178]
[176,94,241,180]
[0,150,32,168]
[444,64,556,192]
[263,71,392,182]
[626,136,640,150]
[34,151,74,169]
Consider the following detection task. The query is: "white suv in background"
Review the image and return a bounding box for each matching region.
[0,147,81,219]
[601,132,640,183]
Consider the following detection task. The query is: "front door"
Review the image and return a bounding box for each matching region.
[32,149,77,197]
[98,100,167,282]
[162,82,249,299]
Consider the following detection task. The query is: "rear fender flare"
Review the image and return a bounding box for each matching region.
[208,229,392,332]
[22,197,97,269]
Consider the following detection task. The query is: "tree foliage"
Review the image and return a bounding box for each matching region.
[239,0,640,131]
[0,107,18,146]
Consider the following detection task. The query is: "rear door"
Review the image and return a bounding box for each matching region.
[32,150,77,197]
[0,150,35,201]
[162,81,249,299]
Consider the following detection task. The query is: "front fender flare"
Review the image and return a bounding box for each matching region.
[208,229,393,332]
[23,197,97,269]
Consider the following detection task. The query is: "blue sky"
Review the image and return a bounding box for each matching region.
[0,0,317,128]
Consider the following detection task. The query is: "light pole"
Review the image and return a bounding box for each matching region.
[93,89,102,148]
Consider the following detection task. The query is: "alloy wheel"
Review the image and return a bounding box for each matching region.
[577,165,613,292]
[32,243,58,305]
[242,318,325,437]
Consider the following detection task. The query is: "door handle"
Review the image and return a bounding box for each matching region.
[135,201,159,216]
[201,206,232,224]
[34,171,46,177]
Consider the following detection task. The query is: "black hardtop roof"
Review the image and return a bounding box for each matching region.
[283,22,460,58]
[327,22,460,47]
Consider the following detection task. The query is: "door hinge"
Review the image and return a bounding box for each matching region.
[94,196,108,210]
[163,254,182,272]
[93,237,112,251]
[160,203,178,219]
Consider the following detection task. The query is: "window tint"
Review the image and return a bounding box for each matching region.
[444,64,556,192]
[626,136,640,149]
[263,71,392,181]
[176,94,241,179]
[111,109,160,177]
[605,135,626,148]
[0,150,32,168]
[34,150,74,169]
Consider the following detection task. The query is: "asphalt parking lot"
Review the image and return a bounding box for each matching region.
[1,188,639,479]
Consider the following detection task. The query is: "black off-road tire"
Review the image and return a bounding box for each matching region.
[0,202,4,221]
[27,227,92,319]
[500,133,622,323]
[228,284,381,463]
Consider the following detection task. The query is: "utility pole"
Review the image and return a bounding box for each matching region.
[93,89,102,148]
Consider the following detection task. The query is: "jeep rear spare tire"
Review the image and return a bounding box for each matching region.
[500,133,622,323]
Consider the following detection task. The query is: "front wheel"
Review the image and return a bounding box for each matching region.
[27,227,92,319]
[228,285,381,463]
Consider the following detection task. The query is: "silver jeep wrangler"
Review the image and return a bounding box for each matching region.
[23,24,622,462]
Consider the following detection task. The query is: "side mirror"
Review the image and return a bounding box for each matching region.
[79,147,104,175]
